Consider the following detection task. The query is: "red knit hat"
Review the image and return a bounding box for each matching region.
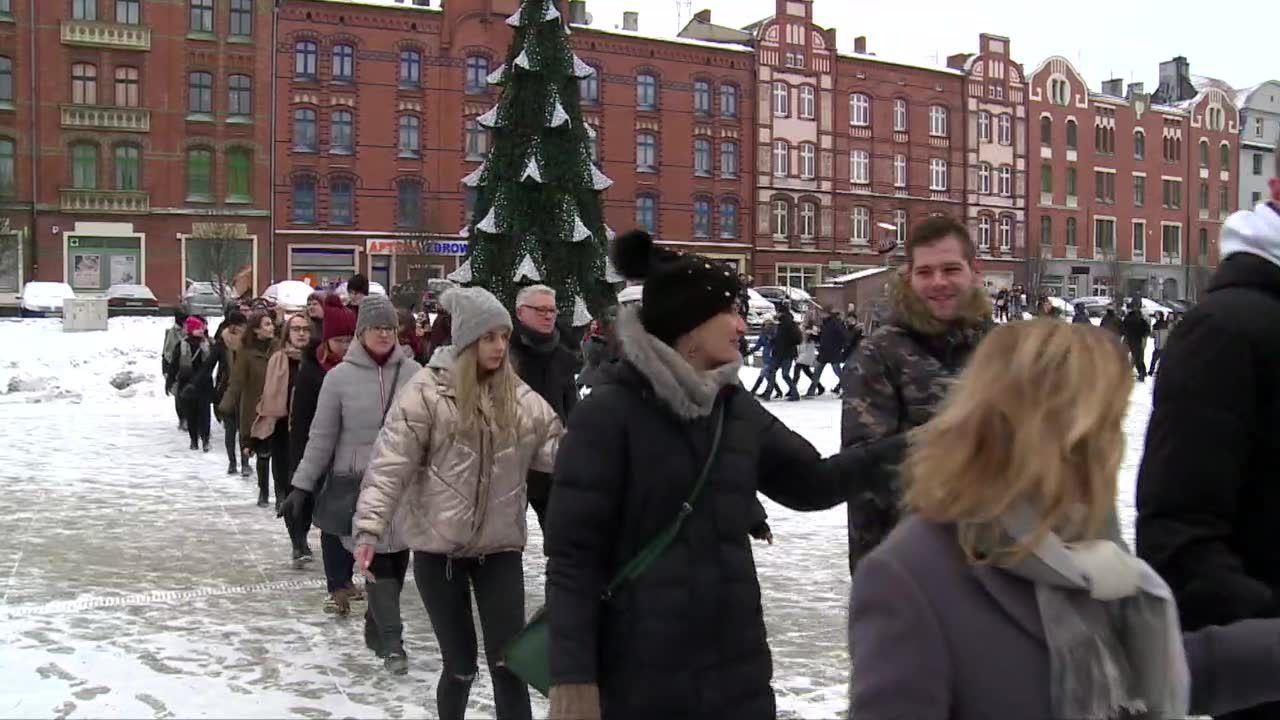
[321,293,356,341]
[184,316,206,334]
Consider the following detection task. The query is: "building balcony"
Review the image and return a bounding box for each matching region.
[61,105,150,133]
[1161,252,1181,266]
[60,189,149,214]
[60,20,151,51]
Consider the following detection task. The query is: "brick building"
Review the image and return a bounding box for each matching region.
[0,0,273,306]
[1027,55,1238,302]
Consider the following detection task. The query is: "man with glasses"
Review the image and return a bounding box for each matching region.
[511,284,579,530]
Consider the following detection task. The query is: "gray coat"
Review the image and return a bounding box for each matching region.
[850,515,1280,720]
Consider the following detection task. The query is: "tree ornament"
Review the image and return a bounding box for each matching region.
[486,64,508,86]
[477,105,504,128]
[570,55,596,79]
[605,256,624,283]
[461,162,487,187]
[514,49,535,71]
[521,156,543,183]
[572,295,592,327]
[589,165,614,191]
[548,98,570,128]
[570,212,593,242]
[514,254,542,282]
[583,122,597,139]
[448,258,473,284]
[476,206,502,234]
[458,225,471,238]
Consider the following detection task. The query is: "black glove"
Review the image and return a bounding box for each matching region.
[277,488,311,521]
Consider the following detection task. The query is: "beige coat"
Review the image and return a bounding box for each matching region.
[353,348,563,557]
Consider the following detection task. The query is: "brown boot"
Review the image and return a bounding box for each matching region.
[323,588,353,616]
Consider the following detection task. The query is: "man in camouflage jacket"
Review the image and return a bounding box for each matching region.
[840,216,992,576]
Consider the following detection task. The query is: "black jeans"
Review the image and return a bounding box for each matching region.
[321,532,355,593]
[221,411,240,467]
[250,437,271,499]
[183,396,211,446]
[792,363,818,393]
[414,552,531,720]
[365,550,410,655]
[1127,339,1148,380]
[764,356,799,399]
[1150,347,1163,374]
[271,429,309,550]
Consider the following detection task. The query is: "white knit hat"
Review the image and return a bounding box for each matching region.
[440,287,512,350]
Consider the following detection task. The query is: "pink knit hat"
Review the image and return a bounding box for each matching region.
[184,316,206,334]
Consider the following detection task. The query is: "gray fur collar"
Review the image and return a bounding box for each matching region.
[615,307,741,420]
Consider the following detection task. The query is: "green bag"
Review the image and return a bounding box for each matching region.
[504,403,727,697]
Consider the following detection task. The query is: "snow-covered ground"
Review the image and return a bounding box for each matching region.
[0,317,1151,718]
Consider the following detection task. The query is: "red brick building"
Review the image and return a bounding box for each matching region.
[1027,55,1239,302]
[0,0,273,306]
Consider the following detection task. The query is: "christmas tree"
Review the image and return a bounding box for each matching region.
[449,0,620,326]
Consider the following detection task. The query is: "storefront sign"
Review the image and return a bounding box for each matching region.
[71,253,101,289]
[366,239,470,256]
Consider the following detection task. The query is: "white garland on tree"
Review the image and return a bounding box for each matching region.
[570,55,596,79]
[548,98,570,128]
[513,254,542,282]
[477,104,503,128]
[476,206,502,234]
[486,63,508,86]
[572,295,592,327]
[589,165,614,191]
[461,161,487,187]
[447,258,473,284]
[605,256,624,283]
[521,156,543,183]
[514,49,535,71]
[583,122,597,139]
[505,0,559,27]
[570,211,593,242]
[458,224,471,238]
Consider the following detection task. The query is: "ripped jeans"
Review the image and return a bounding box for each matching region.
[413,551,530,720]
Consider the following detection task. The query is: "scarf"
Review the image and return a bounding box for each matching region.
[316,342,343,373]
[993,505,1190,720]
[517,323,560,356]
[400,327,424,361]
[615,307,741,420]
[250,349,293,440]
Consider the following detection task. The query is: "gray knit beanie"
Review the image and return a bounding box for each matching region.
[355,293,399,336]
[440,287,512,350]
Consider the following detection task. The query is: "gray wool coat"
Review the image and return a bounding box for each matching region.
[850,515,1280,720]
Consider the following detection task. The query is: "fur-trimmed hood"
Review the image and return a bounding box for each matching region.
[888,270,992,337]
[614,307,741,420]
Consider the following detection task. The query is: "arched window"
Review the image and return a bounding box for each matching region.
[1199,139,1209,168]
[291,175,316,223]
[188,71,212,114]
[399,48,421,88]
[228,74,252,116]
[799,143,816,179]
[850,93,870,126]
[1066,217,1078,247]
[186,147,213,200]
[692,196,712,238]
[398,115,421,158]
[1220,142,1231,170]
[892,98,907,132]
[330,177,354,225]
[330,110,354,154]
[720,84,738,118]
[929,105,947,137]
[226,148,252,202]
[977,216,992,251]
[1133,130,1145,160]
[113,67,139,108]
[71,63,97,105]
[771,198,789,236]
[292,108,317,150]
[332,44,355,82]
[636,73,657,109]
[718,198,738,239]
[635,193,657,233]
[70,142,98,189]
[396,178,423,227]
[465,55,490,94]
[693,80,711,115]
[635,132,657,170]
[579,64,599,105]
[799,200,817,238]
[113,144,140,190]
[1040,116,1052,146]
[799,86,816,120]
[294,40,318,79]
[693,137,712,176]
[1040,216,1053,247]
[772,82,789,117]
[772,140,789,177]
[720,141,738,177]
[1065,120,1078,150]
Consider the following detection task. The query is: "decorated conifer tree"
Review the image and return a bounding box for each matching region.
[449,0,619,325]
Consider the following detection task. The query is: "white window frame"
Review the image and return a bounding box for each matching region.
[773,141,789,177]
[799,201,816,238]
[850,93,870,127]
[998,166,1012,196]
[998,114,1012,146]
[1132,220,1146,261]
[977,216,992,251]
[930,158,948,191]
[893,98,907,132]
[799,86,816,120]
[998,216,1012,251]
[1094,217,1117,255]
[977,111,990,142]
[851,150,869,185]
[772,199,789,237]
[772,82,789,117]
[799,143,816,179]
[852,206,869,244]
[775,263,821,293]
[894,209,907,241]
[929,105,947,137]
[978,163,991,194]
[693,137,712,176]
[893,154,906,188]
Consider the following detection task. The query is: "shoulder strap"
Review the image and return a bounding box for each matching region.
[603,400,727,600]
[380,363,403,423]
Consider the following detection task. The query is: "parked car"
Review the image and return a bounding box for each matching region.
[19,282,76,318]
[105,284,159,316]
[1041,295,1074,320]
[261,280,314,313]
[754,285,817,318]
[1072,296,1115,318]
[1163,298,1195,314]
[183,282,235,317]
[744,288,778,330]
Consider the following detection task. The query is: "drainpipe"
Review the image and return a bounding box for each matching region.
[27,0,39,279]
[268,0,280,284]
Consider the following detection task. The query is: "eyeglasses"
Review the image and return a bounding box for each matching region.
[520,305,558,317]
[367,326,397,335]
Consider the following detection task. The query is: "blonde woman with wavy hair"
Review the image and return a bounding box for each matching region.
[849,319,1280,720]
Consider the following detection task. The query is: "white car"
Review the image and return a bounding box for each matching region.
[745,288,777,328]
[19,281,77,318]
[262,280,315,312]
[105,284,160,316]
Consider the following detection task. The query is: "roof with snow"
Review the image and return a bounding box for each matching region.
[823,266,894,285]
[837,50,964,77]
[570,22,754,53]
[301,0,440,10]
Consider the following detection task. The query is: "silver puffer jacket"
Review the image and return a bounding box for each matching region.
[353,347,563,557]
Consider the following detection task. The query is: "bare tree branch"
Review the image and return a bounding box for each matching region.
[190,223,248,306]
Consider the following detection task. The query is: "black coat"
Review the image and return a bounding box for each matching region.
[1138,253,1280,641]
[1122,311,1150,344]
[512,325,580,506]
[772,315,802,361]
[816,315,848,364]
[289,340,328,475]
[547,359,901,720]
[168,337,214,403]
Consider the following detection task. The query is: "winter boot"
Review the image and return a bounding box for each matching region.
[240,452,252,478]
[202,439,210,453]
[190,439,199,451]
[227,460,238,475]
[291,544,313,570]
[256,489,269,508]
[323,588,353,616]
[383,650,408,676]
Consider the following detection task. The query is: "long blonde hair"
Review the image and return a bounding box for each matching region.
[902,320,1132,563]
[450,341,519,434]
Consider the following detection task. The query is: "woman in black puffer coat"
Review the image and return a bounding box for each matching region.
[545,232,902,720]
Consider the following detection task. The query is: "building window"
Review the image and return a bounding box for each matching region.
[719,199,738,239]
[1133,221,1146,260]
[399,49,421,88]
[1255,191,1264,205]
[693,197,712,237]
[187,71,212,114]
[852,206,869,244]
[1198,228,1209,259]
[1220,186,1230,216]
[799,143,816,179]
[1040,116,1052,146]
[1199,140,1209,168]
[1162,224,1181,260]
[894,209,907,241]
[998,166,1012,196]
[693,80,711,115]
[71,63,97,105]
[893,98,907,132]
[396,178,422,227]
[998,216,1012,251]
[332,44,355,82]
[330,179,353,225]
[398,115,421,158]
[771,199,789,237]
[464,118,488,160]
[930,158,947,190]
[851,150,869,185]
[977,216,991,251]
[1162,179,1182,209]
[693,137,712,176]
[1049,77,1068,105]
[72,0,96,20]
[465,55,489,94]
[0,138,13,197]
[1040,216,1052,246]
[0,57,10,105]
[113,144,140,190]
[977,163,991,194]
[1134,175,1145,207]
[636,132,657,171]
[186,148,213,200]
[331,110,354,154]
[773,141,789,177]
[228,74,251,116]
[720,84,738,118]
[227,148,251,201]
[295,41,318,79]
[1095,123,1115,154]
[113,67,139,107]
[850,93,870,126]
[636,73,657,109]
[293,108,317,151]
[798,86,815,120]
[579,67,599,105]
[1066,166,1078,199]
[70,143,97,189]
[116,0,140,24]
[229,0,252,36]
[190,0,213,33]
[1220,142,1231,170]
[929,105,947,137]
[799,201,816,238]
[775,264,820,292]
[1199,181,1209,210]
[977,111,991,142]
[292,176,315,223]
[1065,217,1077,247]
[1133,131,1145,160]
[772,81,789,117]
[1065,120,1077,150]
[720,141,738,177]
[635,194,657,234]
[894,154,906,188]
[1040,163,1052,194]
[1095,171,1114,204]
[1163,134,1182,162]
[1094,218,1116,254]
[998,114,1011,146]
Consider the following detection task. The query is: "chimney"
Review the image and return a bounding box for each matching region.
[946,53,971,71]
[568,0,587,25]
[1126,82,1144,101]
[1101,78,1123,97]
[622,10,638,32]
[1156,56,1194,103]
[693,9,710,23]
[853,36,867,54]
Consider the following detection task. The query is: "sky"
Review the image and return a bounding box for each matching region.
[350,0,1273,92]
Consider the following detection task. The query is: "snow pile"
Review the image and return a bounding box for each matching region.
[0,317,171,405]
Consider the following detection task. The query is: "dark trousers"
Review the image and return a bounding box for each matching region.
[174,393,186,426]
[527,471,551,533]
[221,411,240,467]
[250,438,271,499]
[749,363,772,396]
[1150,347,1163,374]
[321,532,355,593]
[414,552,531,720]
[813,361,842,394]
[763,356,799,399]
[792,362,819,393]
[1127,339,1148,380]
[272,429,310,550]
[183,397,211,446]
[365,550,410,656]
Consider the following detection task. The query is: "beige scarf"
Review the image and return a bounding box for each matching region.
[250,349,294,440]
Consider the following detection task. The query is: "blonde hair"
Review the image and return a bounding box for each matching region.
[450,341,519,435]
[902,320,1132,564]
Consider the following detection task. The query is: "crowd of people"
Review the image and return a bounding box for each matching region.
[150,166,1280,720]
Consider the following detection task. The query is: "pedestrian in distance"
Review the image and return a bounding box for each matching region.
[1099,307,1123,336]
[1149,311,1170,375]
[209,312,247,475]
[1072,302,1092,324]
[284,294,358,613]
[849,319,1280,720]
[427,308,452,359]
[346,273,370,308]
[398,307,430,365]
[163,307,189,431]
[544,229,904,720]
[791,319,821,395]
[305,290,326,338]
[220,309,277,505]
[166,315,213,452]
[746,318,776,398]
[353,286,563,718]
[763,305,802,401]
[1121,305,1151,381]
[810,310,848,397]
[281,293,419,663]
